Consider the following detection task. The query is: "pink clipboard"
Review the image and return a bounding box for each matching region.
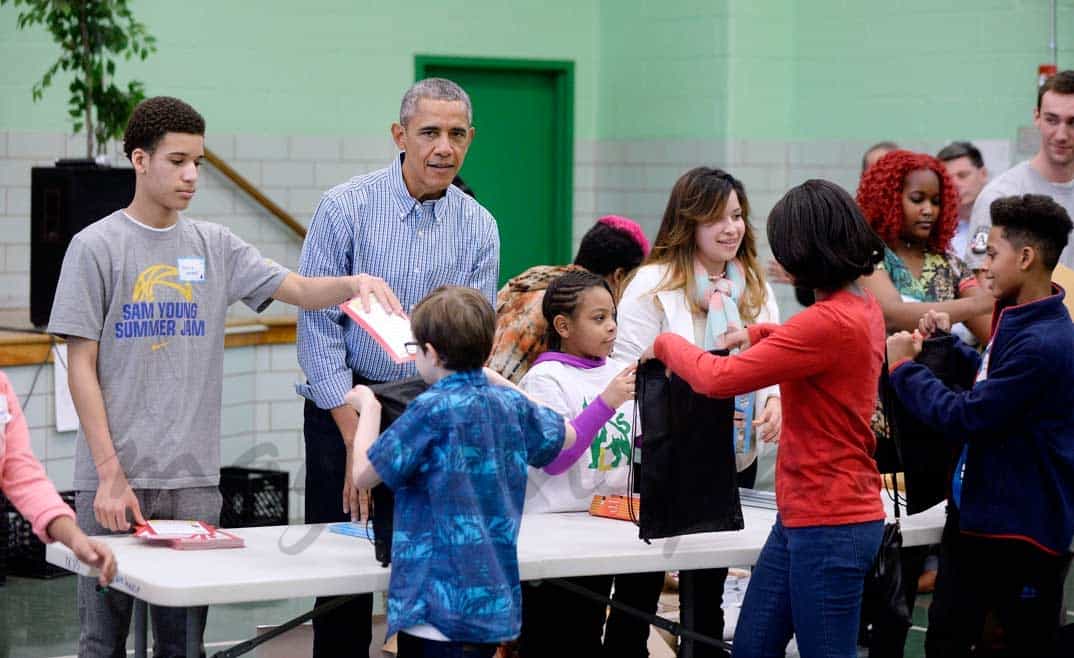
[133,520,245,550]
[339,297,416,364]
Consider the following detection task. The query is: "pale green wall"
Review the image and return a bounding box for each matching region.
[726,0,794,139]
[596,0,1074,141]
[0,0,600,138]
[3,1,1073,143]
[784,0,1074,141]
[597,0,731,139]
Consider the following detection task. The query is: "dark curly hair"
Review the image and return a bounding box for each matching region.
[991,194,1073,270]
[856,150,959,254]
[542,270,614,352]
[573,215,649,277]
[123,96,205,160]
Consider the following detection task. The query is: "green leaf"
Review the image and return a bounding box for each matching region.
[6,0,157,147]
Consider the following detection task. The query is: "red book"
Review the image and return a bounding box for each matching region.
[134,520,245,550]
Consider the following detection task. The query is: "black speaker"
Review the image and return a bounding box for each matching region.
[30,162,135,327]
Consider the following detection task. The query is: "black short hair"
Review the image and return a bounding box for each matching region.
[123,96,206,160]
[767,179,885,292]
[573,221,645,276]
[990,194,1073,271]
[1038,70,1074,110]
[861,141,899,173]
[936,141,985,169]
[452,175,476,199]
[542,270,613,351]
[410,286,495,371]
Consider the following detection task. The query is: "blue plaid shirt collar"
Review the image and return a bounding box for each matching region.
[388,154,457,224]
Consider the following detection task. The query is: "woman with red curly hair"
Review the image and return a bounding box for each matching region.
[857,150,993,344]
[856,150,993,658]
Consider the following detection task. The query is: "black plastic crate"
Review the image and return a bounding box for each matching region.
[2,490,77,579]
[219,466,289,528]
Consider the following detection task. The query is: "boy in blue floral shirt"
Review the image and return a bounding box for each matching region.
[346,286,576,657]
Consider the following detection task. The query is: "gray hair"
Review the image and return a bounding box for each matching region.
[399,78,472,126]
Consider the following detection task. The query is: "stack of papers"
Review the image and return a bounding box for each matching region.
[133,520,245,550]
[339,296,416,364]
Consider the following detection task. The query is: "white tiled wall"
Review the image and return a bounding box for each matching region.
[4,341,309,522]
[0,130,401,317]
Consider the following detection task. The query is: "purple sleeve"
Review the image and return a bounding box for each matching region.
[543,396,615,475]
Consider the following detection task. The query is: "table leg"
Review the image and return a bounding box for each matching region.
[208,595,357,658]
[133,599,148,658]
[186,607,203,658]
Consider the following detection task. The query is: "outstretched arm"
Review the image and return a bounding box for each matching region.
[345,386,384,490]
[861,270,992,334]
[653,307,838,398]
[888,336,1045,439]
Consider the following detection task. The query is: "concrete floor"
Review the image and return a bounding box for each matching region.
[0,570,1071,657]
[0,574,331,658]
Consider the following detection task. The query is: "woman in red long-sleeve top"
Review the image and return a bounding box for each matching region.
[643,180,888,658]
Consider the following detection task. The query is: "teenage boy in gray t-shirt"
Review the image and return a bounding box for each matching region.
[47,96,371,658]
[965,71,1074,272]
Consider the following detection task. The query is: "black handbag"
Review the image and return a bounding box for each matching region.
[367,376,429,567]
[861,495,912,644]
[634,354,742,541]
[862,349,918,645]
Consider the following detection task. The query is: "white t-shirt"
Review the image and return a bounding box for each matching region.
[964,161,1074,270]
[519,358,634,514]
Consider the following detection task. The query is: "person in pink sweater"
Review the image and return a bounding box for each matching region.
[1,370,115,586]
[642,180,888,658]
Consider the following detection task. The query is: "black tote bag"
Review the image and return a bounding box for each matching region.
[635,353,742,541]
[368,376,429,567]
[879,331,978,514]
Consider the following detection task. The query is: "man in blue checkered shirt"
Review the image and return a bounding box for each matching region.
[296,78,499,657]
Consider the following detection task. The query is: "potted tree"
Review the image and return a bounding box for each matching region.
[2,0,157,325]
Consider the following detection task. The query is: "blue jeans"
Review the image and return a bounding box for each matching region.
[733,516,882,658]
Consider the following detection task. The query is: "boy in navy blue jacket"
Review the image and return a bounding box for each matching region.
[887,193,1074,657]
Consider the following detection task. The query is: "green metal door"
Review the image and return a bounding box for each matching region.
[417,58,573,286]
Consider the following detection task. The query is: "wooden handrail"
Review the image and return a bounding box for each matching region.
[204,147,307,239]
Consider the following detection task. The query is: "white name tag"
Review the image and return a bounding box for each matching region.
[177,257,206,282]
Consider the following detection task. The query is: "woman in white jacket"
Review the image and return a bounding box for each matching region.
[613,167,780,658]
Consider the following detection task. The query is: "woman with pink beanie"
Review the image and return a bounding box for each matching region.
[488,214,651,383]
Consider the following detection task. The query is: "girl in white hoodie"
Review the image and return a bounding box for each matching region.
[517,270,658,658]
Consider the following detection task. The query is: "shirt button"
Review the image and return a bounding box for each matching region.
[417,230,424,237]
[413,266,421,273]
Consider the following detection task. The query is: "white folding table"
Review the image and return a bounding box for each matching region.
[47,500,946,657]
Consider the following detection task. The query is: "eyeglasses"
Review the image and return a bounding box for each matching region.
[403,341,421,355]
